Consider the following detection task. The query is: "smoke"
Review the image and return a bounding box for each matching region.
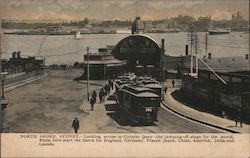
[211,9,232,20]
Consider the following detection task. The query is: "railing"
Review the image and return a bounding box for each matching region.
[5,70,45,85]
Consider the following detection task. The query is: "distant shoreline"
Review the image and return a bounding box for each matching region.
[4,31,248,36]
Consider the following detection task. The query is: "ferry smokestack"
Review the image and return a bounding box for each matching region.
[208,53,212,59]
[185,45,188,56]
[12,52,16,58]
[17,51,21,58]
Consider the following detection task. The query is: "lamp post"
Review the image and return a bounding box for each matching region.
[1,72,8,132]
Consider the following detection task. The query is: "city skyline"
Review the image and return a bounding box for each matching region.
[1,0,249,21]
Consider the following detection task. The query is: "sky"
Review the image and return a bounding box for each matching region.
[1,0,249,21]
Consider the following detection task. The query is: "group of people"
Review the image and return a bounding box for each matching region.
[72,80,114,133]
[89,79,114,111]
[163,79,175,93]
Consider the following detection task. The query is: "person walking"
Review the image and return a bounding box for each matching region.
[172,79,175,88]
[99,89,103,103]
[91,90,97,103]
[90,97,96,111]
[111,80,114,90]
[164,85,168,94]
[72,118,79,133]
[107,85,110,95]
[92,90,97,102]
[105,84,109,95]
[235,108,243,127]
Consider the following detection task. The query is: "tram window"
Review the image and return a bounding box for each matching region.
[124,93,128,101]
[130,97,135,105]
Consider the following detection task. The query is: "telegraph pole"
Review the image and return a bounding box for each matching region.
[87,47,89,101]
[161,39,165,85]
[187,24,194,75]
[205,33,208,57]
[0,0,3,132]
[195,33,198,74]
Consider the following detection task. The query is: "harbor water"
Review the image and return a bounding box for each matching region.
[2,32,249,65]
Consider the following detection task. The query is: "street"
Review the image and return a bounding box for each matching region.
[5,69,222,133]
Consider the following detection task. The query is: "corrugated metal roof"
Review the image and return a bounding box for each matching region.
[82,59,126,65]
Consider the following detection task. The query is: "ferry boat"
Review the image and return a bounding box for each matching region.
[208,28,231,35]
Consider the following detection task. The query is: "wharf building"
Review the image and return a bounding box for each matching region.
[82,47,127,79]
[82,17,166,80]
[163,43,250,122]
[178,55,250,123]
[2,51,44,74]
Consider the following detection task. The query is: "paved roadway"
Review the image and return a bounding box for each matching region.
[4,69,223,133]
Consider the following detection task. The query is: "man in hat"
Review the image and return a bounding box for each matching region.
[72,117,80,133]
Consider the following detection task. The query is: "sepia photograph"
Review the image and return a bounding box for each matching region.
[0,0,249,157]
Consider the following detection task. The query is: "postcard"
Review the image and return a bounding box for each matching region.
[0,0,249,157]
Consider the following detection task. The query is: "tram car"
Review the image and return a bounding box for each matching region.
[118,85,160,123]
[117,73,136,81]
[115,73,136,103]
[143,83,163,101]
[137,76,163,101]
[115,79,134,104]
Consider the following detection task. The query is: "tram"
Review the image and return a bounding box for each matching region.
[118,85,160,123]
[137,76,163,101]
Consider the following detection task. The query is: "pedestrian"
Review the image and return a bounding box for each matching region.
[221,110,226,118]
[109,79,113,91]
[108,79,111,87]
[104,85,108,96]
[92,90,97,102]
[235,108,243,127]
[92,90,96,99]
[72,117,79,133]
[107,84,110,95]
[105,84,108,95]
[172,79,175,88]
[111,80,114,90]
[164,85,168,93]
[90,97,96,111]
[99,89,103,103]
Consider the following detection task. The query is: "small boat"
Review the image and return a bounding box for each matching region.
[75,31,81,39]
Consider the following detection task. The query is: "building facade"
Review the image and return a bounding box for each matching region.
[82,50,127,79]
[182,70,250,122]
[2,51,44,74]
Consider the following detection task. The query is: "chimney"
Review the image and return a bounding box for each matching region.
[208,53,212,59]
[12,52,16,58]
[17,51,21,58]
[246,54,248,60]
[161,39,165,55]
[185,45,188,56]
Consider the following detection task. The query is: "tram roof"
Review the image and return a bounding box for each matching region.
[122,88,159,98]
[144,83,162,89]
